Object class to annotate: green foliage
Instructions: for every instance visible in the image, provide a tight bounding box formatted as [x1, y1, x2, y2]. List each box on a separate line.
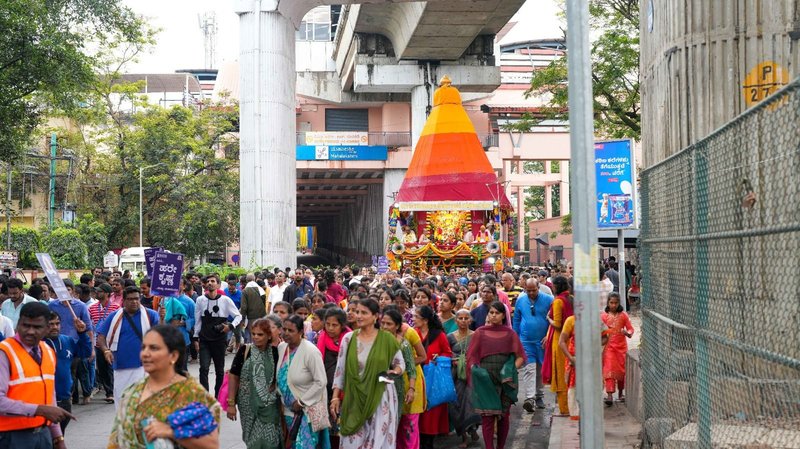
[0, 0, 145, 160]
[560, 213, 572, 235]
[74, 214, 108, 268]
[1, 226, 42, 268]
[44, 228, 87, 269]
[526, 0, 640, 139]
[192, 263, 275, 279]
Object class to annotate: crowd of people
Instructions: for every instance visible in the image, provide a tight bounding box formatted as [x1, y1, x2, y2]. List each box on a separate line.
[0, 258, 636, 449]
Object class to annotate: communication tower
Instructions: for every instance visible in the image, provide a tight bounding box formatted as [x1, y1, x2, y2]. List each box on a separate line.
[198, 12, 217, 69]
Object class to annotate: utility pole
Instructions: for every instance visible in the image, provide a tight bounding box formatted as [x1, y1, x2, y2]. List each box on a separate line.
[566, 0, 604, 447]
[5, 163, 11, 249]
[49, 133, 57, 228]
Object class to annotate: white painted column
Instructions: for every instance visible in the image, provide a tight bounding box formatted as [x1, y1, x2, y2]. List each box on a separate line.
[411, 84, 430, 151]
[542, 160, 552, 218]
[382, 169, 406, 243]
[516, 186, 525, 251]
[237, 3, 297, 269]
[560, 160, 570, 214]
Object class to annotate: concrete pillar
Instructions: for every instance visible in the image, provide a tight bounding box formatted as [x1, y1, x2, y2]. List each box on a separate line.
[560, 160, 570, 214]
[411, 84, 430, 150]
[237, 4, 297, 269]
[382, 168, 406, 240]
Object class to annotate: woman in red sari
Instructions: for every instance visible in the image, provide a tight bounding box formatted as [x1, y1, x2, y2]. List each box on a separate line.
[600, 292, 633, 406]
[414, 305, 452, 449]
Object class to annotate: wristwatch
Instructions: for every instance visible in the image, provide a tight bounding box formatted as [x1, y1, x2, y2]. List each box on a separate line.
[53, 436, 65, 444]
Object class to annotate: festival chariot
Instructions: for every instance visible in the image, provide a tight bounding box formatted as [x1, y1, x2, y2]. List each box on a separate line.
[386, 76, 514, 273]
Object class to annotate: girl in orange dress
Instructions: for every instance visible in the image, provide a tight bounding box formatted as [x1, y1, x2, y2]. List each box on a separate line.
[600, 292, 633, 406]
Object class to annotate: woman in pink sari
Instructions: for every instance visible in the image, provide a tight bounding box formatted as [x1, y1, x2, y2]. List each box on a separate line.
[600, 292, 633, 406]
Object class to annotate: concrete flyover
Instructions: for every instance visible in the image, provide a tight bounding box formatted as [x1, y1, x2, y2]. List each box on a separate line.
[235, 0, 526, 269]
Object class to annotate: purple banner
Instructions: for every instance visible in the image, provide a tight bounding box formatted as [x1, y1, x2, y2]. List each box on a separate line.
[144, 247, 164, 277]
[377, 256, 389, 274]
[150, 251, 184, 296]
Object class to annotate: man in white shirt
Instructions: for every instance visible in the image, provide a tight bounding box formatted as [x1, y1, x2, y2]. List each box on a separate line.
[193, 275, 242, 396]
[1, 279, 37, 327]
[267, 271, 288, 313]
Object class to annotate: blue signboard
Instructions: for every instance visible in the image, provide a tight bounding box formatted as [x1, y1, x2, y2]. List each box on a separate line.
[144, 247, 164, 277]
[377, 256, 389, 274]
[150, 251, 184, 296]
[296, 145, 388, 161]
[595, 140, 636, 229]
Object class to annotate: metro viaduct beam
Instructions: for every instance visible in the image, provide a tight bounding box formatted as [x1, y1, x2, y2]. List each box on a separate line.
[296, 190, 370, 196]
[297, 198, 357, 205]
[296, 179, 383, 185]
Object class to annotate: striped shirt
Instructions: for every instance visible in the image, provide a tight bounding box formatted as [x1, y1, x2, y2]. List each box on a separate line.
[88, 301, 120, 327]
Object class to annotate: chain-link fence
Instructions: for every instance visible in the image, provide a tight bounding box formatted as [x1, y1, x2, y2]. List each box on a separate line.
[638, 79, 800, 448]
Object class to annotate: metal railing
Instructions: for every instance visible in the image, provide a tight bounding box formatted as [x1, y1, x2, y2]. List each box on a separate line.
[638, 78, 800, 448]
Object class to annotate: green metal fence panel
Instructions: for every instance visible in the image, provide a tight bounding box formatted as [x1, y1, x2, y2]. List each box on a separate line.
[639, 78, 800, 449]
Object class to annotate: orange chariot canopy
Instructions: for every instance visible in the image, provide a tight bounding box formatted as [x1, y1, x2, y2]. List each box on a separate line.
[396, 76, 512, 209]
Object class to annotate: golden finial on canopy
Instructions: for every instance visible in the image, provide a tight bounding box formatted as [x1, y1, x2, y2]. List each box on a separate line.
[433, 75, 460, 106]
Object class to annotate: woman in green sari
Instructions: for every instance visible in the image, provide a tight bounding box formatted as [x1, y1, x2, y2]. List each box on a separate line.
[466, 302, 526, 449]
[226, 318, 282, 449]
[108, 325, 220, 449]
[330, 298, 405, 449]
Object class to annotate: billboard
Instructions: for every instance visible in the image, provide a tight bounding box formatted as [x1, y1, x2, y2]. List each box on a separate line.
[595, 140, 637, 229]
[296, 145, 388, 161]
[303, 132, 368, 146]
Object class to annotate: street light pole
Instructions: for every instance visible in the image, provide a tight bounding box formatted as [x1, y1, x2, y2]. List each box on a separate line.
[139, 163, 164, 247]
[5, 163, 11, 250]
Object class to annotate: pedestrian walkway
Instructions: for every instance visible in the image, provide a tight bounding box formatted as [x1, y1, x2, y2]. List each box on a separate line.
[548, 310, 643, 449]
[548, 403, 642, 449]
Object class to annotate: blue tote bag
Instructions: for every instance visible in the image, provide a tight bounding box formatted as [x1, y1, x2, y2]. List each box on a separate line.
[423, 356, 458, 409]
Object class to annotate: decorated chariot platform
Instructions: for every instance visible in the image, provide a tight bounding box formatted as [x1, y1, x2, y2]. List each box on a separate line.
[387, 76, 514, 272]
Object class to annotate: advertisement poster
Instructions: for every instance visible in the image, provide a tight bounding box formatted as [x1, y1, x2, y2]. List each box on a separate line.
[595, 140, 637, 229]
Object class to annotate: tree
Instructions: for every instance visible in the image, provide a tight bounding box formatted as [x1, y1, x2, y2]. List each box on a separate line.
[526, 0, 640, 139]
[44, 228, 87, 269]
[67, 100, 240, 259]
[0, 0, 145, 160]
[1, 226, 42, 268]
[74, 214, 108, 268]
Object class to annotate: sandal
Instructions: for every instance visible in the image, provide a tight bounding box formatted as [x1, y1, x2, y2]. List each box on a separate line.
[104, 397, 115, 404]
[604, 399, 613, 407]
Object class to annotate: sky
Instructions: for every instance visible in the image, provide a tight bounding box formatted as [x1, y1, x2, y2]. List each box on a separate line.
[122, 0, 563, 73]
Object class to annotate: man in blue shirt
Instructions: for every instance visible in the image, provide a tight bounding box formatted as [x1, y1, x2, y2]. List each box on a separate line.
[512, 279, 553, 412]
[48, 281, 95, 405]
[44, 312, 76, 433]
[96, 286, 159, 405]
[47, 282, 93, 343]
